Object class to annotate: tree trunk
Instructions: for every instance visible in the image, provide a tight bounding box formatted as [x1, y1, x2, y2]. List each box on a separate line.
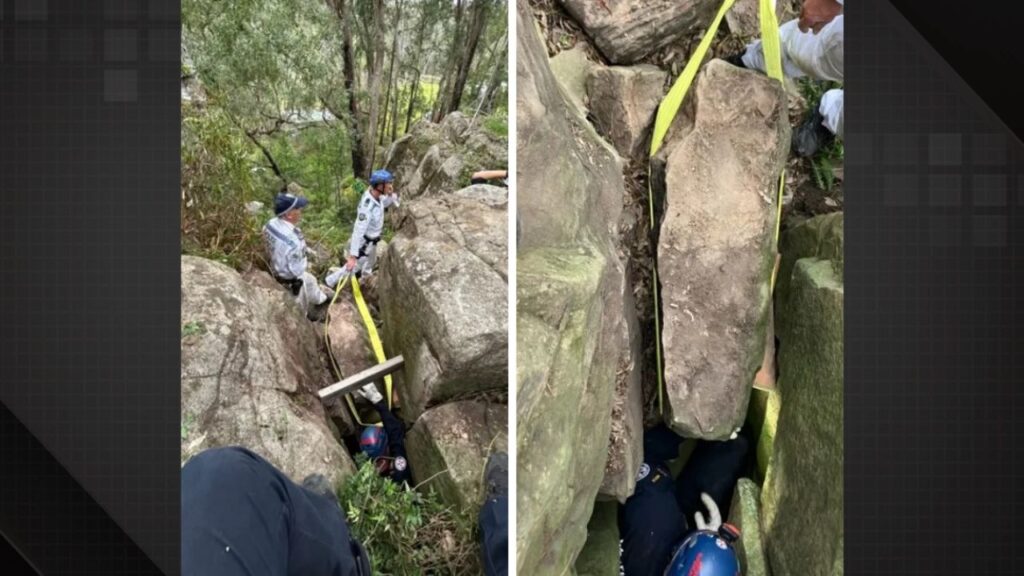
[404, 67, 421, 134]
[480, 39, 507, 114]
[431, 0, 465, 122]
[364, 0, 385, 171]
[444, 0, 490, 116]
[390, 73, 402, 142]
[329, 0, 366, 178]
[469, 28, 502, 109]
[401, 6, 429, 133]
[379, 0, 403, 148]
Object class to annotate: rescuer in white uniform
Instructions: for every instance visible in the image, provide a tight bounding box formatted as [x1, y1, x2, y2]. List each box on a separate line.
[728, 0, 844, 157]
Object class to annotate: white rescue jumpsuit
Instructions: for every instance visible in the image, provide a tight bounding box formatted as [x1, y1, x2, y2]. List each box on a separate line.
[263, 217, 328, 314]
[741, 0, 844, 137]
[345, 189, 399, 277]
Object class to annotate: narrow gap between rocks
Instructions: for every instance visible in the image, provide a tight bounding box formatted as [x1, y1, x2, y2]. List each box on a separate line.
[530, 1, 844, 574]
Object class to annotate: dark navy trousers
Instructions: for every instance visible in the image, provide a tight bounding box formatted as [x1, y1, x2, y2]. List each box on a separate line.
[181, 447, 368, 576]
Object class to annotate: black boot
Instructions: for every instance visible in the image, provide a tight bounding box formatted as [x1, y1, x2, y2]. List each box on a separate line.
[724, 51, 747, 69]
[483, 451, 509, 500]
[792, 107, 835, 158]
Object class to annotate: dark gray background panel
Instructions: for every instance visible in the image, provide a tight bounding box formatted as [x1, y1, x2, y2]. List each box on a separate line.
[848, 1, 1024, 573]
[0, 0, 180, 573]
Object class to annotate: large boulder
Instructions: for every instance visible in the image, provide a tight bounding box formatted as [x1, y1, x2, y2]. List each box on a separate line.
[776, 212, 844, 335]
[404, 401, 508, 513]
[574, 501, 621, 576]
[384, 112, 506, 199]
[378, 185, 508, 421]
[726, 0, 788, 39]
[385, 120, 443, 188]
[657, 60, 789, 440]
[549, 45, 595, 115]
[728, 478, 769, 576]
[180, 256, 355, 485]
[517, 3, 641, 574]
[326, 297, 374, 379]
[557, 0, 718, 64]
[323, 296, 374, 435]
[761, 257, 843, 576]
[586, 64, 667, 158]
[599, 347, 644, 501]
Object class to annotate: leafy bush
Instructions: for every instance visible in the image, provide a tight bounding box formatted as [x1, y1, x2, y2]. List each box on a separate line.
[339, 457, 480, 575]
[797, 78, 844, 191]
[181, 100, 273, 269]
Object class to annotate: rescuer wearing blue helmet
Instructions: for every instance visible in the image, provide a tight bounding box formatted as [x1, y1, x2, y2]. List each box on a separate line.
[618, 425, 751, 576]
[342, 169, 400, 280]
[356, 383, 411, 485]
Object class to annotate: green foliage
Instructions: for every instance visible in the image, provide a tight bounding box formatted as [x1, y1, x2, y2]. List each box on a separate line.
[797, 78, 844, 192]
[482, 114, 508, 138]
[339, 457, 480, 575]
[182, 321, 206, 338]
[797, 77, 841, 105]
[182, 0, 507, 272]
[181, 413, 195, 441]
[181, 101, 271, 269]
[811, 138, 844, 192]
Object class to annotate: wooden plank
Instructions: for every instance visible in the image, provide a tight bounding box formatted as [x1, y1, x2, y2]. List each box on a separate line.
[317, 355, 405, 401]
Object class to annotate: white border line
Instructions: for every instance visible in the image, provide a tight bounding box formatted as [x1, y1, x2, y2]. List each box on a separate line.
[506, 0, 518, 574]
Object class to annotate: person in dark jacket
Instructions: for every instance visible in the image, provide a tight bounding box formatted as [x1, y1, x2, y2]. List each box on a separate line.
[618, 425, 751, 576]
[356, 383, 411, 485]
[181, 446, 371, 576]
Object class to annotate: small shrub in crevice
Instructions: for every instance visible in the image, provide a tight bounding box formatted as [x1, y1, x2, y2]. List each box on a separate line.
[338, 457, 480, 575]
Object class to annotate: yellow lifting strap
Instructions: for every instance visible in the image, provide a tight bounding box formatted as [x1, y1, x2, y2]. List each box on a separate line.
[647, 0, 785, 416]
[323, 273, 393, 427]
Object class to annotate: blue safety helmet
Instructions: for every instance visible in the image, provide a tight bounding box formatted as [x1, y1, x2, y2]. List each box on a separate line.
[359, 426, 388, 460]
[273, 192, 309, 216]
[369, 169, 394, 187]
[664, 524, 741, 576]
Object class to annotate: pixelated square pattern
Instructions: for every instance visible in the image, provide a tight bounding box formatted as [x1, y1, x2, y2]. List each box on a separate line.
[970, 133, 1007, 165]
[971, 215, 1007, 247]
[844, 133, 872, 166]
[15, 0, 47, 21]
[148, 0, 176, 20]
[104, 0, 139, 20]
[883, 173, 919, 206]
[14, 29, 47, 62]
[927, 174, 961, 207]
[928, 133, 962, 166]
[883, 133, 918, 165]
[59, 30, 94, 62]
[928, 215, 961, 247]
[971, 174, 1007, 207]
[104, 69, 138, 102]
[105, 29, 137, 62]
[148, 29, 178, 62]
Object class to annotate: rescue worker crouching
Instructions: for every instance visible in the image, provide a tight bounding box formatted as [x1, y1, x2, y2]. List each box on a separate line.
[263, 190, 331, 320]
[618, 425, 750, 576]
[343, 169, 400, 280]
[355, 382, 411, 485]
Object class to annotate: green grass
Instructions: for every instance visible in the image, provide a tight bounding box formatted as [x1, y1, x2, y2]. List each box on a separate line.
[482, 114, 508, 138]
